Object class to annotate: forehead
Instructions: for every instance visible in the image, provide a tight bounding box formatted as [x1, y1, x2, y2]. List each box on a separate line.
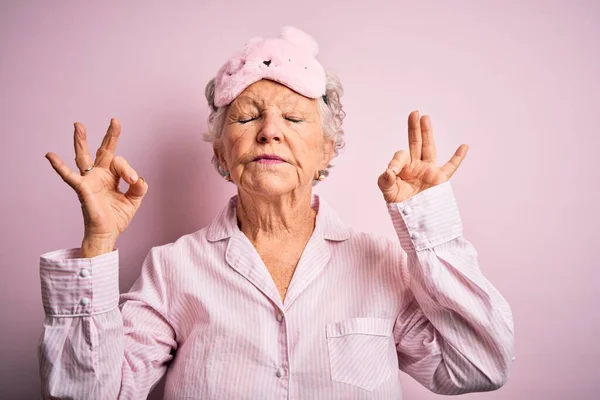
[231, 79, 314, 108]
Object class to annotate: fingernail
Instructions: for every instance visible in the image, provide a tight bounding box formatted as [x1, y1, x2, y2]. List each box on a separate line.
[130, 174, 138, 182]
[389, 166, 399, 174]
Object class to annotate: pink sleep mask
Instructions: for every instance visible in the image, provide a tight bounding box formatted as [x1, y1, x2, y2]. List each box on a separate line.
[213, 26, 327, 107]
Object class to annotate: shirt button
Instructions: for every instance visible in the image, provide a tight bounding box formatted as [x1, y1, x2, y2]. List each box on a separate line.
[80, 297, 90, 306]
[402, 206, 412, 215]
[410, 232, 420, 240]
[276, 368, 284, 378]
[80, 269, 90, 278]
[276, 314, 284, 322]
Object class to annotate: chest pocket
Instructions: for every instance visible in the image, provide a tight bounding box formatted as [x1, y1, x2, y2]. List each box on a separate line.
[326, 317, 396, 391]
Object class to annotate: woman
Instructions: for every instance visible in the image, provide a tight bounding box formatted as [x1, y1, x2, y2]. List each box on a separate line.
[39, 27, 514, 399]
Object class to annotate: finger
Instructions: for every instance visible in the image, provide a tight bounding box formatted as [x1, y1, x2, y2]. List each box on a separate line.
[73, 122, 95, 173]
[125, 176, 148, 203]
[440, 144, 469, 178]
[408, 110, 422, 161]
[110, 155, 140, 186]
[100, 118, 121, 153]
[387, 150, 411, 175]
[95, 118, 121, 168]
[420, 115, 437, 162]
[45, 152, 83, 189]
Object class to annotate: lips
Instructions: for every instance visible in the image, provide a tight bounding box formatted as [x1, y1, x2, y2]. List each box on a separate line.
[253, 154, 285, 162]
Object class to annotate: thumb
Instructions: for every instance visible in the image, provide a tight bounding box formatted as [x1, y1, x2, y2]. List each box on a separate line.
[125, 176, 148, 204]
[377, 168, 396, 192]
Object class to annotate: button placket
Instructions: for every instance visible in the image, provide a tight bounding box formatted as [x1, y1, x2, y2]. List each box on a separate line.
[275, 309, 289, 388]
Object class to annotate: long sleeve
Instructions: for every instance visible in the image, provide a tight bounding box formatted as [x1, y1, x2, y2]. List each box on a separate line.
[388, 181, 515, 394]
[38, 246, 177, 400]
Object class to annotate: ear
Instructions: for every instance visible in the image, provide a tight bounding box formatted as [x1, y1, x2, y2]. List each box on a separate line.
[321, 139, 335, 168]
[213, 141, 228, 172]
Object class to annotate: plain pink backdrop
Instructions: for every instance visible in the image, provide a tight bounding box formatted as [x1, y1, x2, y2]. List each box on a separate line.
[1, 1, 598, 399]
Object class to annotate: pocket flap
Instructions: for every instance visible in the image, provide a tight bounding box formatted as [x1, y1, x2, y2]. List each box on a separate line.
[326, 317, 392, 338]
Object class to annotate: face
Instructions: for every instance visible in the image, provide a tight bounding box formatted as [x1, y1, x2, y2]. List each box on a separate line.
[214, 79, 334, 197]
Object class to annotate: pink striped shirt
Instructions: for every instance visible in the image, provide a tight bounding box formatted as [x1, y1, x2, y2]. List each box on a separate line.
[38, 181, 514, 399]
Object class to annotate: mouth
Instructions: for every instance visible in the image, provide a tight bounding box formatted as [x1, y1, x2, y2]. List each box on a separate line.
[253, 154, 285, 164]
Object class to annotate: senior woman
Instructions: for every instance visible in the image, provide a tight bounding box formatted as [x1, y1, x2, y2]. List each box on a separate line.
[39, 27, 514, 399]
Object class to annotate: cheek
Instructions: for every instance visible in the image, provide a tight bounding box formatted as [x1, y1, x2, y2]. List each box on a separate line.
[292, 132, 325, 169]
[222, 129, 250, 164]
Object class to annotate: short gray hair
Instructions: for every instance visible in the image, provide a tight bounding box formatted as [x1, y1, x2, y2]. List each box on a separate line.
[203, 71, 346, 180]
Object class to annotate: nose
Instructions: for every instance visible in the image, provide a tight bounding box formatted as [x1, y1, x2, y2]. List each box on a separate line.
[257, 114, 282, 144]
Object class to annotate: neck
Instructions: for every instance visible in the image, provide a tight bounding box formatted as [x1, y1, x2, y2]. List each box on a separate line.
[236, 189, 316, 242]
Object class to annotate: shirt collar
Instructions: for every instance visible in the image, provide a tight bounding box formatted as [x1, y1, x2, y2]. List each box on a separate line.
[205, 193, 351, 242]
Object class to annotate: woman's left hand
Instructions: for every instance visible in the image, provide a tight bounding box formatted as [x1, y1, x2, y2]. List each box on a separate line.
[377, 110, 469, 203]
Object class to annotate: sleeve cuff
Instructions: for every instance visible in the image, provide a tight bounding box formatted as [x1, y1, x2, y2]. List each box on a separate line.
[386, 181, 463, 252]
[39, 247, 119, 316]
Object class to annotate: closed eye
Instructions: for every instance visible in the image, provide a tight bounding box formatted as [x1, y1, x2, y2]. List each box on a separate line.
[238, 117, 258, 124]
[285, 117, 303, 123]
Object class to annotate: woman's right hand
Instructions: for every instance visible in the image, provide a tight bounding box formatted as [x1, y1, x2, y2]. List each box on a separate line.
[45, 118, 148, 257]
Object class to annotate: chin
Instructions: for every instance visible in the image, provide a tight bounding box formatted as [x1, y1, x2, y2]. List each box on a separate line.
[243, 175, 299, 197]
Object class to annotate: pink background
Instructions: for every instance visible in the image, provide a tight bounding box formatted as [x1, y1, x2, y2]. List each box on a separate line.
[1, 1, 598, 398]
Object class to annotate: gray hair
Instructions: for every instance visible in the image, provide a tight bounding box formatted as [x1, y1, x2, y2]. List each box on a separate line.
[203, 71, 346, 181]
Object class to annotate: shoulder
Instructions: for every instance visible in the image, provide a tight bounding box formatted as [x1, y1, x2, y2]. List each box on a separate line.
[149, 196, 237, 262]
[316, 195, 403, 260]
[149, 225, 221, 262]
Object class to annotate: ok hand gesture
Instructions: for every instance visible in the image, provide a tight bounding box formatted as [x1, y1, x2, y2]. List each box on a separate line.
[378, 111, 469, 203]
[45, 119, 148, 256]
